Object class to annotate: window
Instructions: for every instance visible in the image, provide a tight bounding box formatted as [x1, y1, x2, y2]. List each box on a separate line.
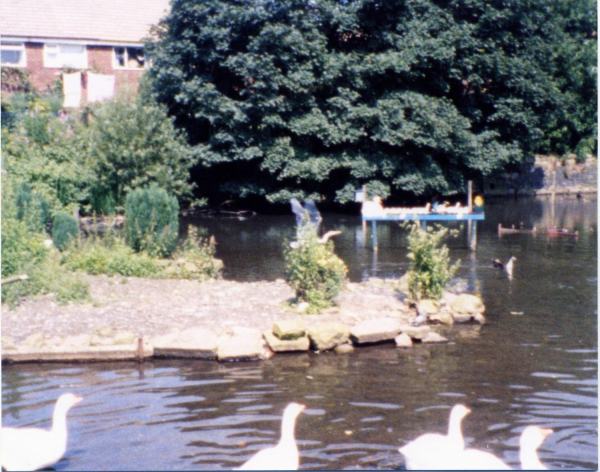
[1, 42, 26, 67]
[113, 47, 145, 69]
[44, 44, 87, 68]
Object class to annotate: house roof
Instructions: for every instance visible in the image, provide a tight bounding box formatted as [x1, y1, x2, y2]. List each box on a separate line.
[1, 0, 171, 45]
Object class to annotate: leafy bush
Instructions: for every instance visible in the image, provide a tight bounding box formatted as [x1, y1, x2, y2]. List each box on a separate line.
[1, 209, 48, 281]
[167, 227, 222, 280]
[405, 223, 460, 301]
[2, 249, 90, 308]
[62, 234, 163, 278]
[15, 182, 51, 232]
[52, 211, 80, 251]
[87, 96, 197, 213]
[2, 111, 92, 214]
[2, 177, 89, 307]
[125, 185, 179, 257]
[284, 223, 348, 313]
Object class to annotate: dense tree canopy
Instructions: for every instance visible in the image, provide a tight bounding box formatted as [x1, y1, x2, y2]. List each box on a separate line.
[147, 0, 596, 204]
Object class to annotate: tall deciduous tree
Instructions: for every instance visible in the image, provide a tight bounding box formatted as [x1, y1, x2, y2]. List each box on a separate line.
[87, 96, 197, 212]
[147, 0, 596, 204]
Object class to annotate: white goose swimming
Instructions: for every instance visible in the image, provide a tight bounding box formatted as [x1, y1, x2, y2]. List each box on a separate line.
[448, 447, 512, 470]
[519, 426, 553, 469]
[238, 402, 305, 470]
[398, 404, 471, 470]
[1, 392, 83, 471]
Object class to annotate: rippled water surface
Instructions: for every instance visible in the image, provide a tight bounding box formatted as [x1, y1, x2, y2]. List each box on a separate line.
[2, 196, 597, 470]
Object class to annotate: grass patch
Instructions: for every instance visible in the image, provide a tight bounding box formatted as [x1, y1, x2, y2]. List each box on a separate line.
[2, 250, 91, 308]
[62, 234, 163, 278]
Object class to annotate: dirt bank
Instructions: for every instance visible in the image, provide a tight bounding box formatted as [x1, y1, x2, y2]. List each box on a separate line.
[2, 275, 413, 344]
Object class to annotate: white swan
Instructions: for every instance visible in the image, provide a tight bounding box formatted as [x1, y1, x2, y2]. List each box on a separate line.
[520, 426, 553, 469]
[448, 447, 512, 470]
[1, 392, 83, 471]
[238, 402, 306, 470]
[398, 404, 471, 470]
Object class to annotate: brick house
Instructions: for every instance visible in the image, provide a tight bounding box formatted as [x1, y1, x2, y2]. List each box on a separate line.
[0, 0, 170, 101]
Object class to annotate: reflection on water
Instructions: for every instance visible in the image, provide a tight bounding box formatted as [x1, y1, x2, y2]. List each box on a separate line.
[2, 196, 597, 470]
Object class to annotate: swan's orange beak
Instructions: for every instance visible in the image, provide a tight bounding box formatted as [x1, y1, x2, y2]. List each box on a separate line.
[73, 395, 83, 404]
[298, 404, 306, 411]
[540, 428, 553, 438]
[465, 407, 472, 414]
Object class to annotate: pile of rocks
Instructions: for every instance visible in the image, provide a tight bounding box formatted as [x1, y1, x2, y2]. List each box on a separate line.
[1, 288, 487, 363]
[418, 293, 487, 325]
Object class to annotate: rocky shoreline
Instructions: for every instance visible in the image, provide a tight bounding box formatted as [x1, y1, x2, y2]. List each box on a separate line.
[1, 275, 486, 363]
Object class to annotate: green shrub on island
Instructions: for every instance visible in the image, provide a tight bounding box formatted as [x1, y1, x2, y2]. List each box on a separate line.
[167, 227, 223, 280]
[15, 183, 51, 233]
[284, 224, 348, 313]
[62, 234, 163, 278]
[52, 211, 80, 251]
[125, 185, 179, 258]
[2, 249, 90, 308]
[405, 223, 460, 301]
[2, 180, 90, 307]
[63, 227, 222, 281]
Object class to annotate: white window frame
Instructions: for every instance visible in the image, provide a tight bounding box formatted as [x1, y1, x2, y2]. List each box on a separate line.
[1, 42, 26, 67]
[43, 43, 88, 69]
[113, 46, 146, 70]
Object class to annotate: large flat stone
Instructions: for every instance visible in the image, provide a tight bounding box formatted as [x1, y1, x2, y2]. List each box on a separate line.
[263, 331, 310, 352]
[453, 314, 473, 323]
[399, 325, 431, 340]
[1, 342, 153, 363]
[421, 332, 449, 344]
[153, 328, 218, 359]
[451, 294, 485, 315]
[334, 343, 355, 354]
[217, 334, 265, 361]
[429, 311, 454, 325]
[272, 319, 306, 340]
[307, 322, 349, 351]
[395, 332, 413, 348]
[417, 299, 439, 315]
[349, 318, 401, 344]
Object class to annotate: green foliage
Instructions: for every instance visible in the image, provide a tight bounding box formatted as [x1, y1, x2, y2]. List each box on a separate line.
[1, 177, 89, 307]
[86, 96, 197, 212]
[284, 221, 348, 313]
[125, 184, 180, 257]
[1, 179, 48, 280]
[147, 0, 596, 204]
[52, 212, 80, 251]
[2, 112, 92, 214]
[15, 182, 51, 232]
[1, 68, 34, 94]
[62, 234, 163, 278]
[405, 223, 460, 301]
[167, 227, 223, 280]
[2, 94, 198, 217]
[2, 249, 91, 308]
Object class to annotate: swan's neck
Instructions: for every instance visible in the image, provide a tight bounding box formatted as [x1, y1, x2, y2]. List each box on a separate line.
[447, 412, 465, 449]
[50, 402, 70, 441]
[520, 447, 545, 469]
[279, 412, 298, 447]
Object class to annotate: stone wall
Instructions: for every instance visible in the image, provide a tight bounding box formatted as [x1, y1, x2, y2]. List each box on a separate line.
[484, 155, 597, 196]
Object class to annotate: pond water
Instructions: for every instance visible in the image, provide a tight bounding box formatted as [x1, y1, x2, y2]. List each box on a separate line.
[2, 196, 597, 470]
